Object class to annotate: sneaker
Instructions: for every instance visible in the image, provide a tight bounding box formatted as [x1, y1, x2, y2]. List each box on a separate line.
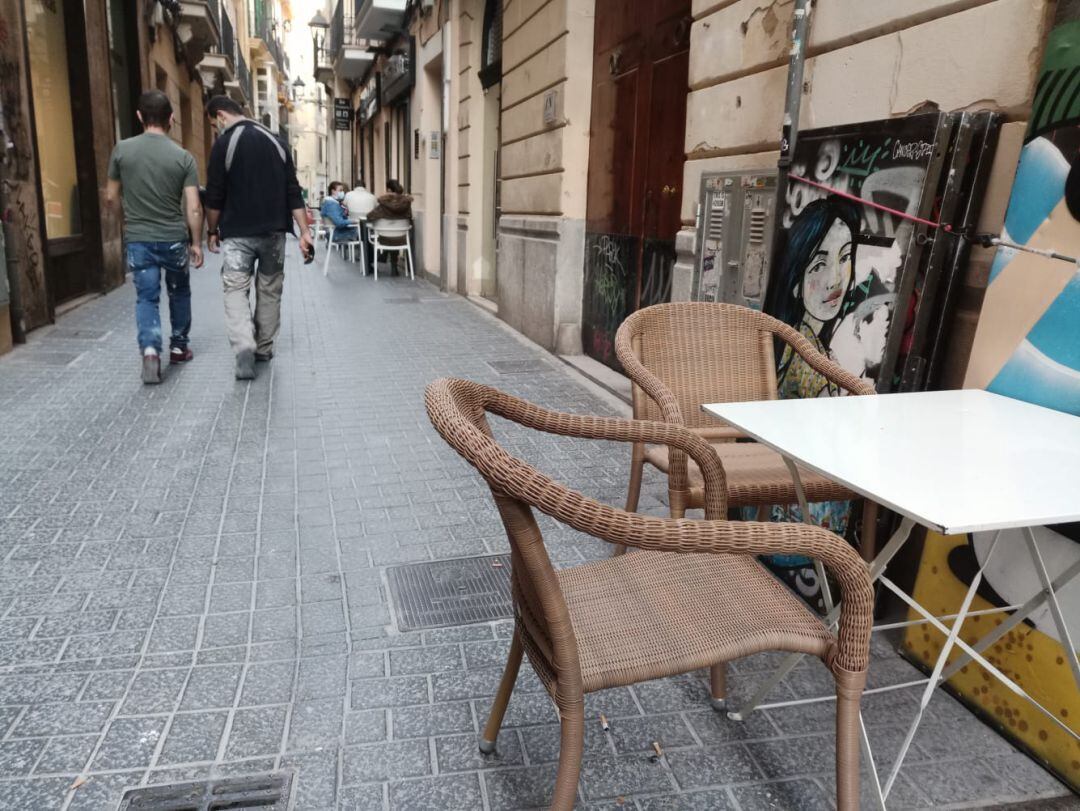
[170, 346, 193, 364]
[235, 349, 256, 380]
[254, 351, 273, 362]
[141, 351, 161, 384]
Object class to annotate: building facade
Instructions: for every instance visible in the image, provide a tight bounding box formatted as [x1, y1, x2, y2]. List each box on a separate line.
[313, 0, 1053, 375]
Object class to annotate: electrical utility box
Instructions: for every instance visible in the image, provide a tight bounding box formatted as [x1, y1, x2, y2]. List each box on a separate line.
[691, 170, 778, 309]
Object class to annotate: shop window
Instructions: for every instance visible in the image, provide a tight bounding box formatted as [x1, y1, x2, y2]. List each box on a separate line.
[24, 0, 82, 239]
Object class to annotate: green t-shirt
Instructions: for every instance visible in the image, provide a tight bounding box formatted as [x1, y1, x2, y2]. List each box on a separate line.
[107, 133, 198, 243]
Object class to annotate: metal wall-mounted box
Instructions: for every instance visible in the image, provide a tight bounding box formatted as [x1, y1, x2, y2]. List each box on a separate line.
[692, 170, 778, 310]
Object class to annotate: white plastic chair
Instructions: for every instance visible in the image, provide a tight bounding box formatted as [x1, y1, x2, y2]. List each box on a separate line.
[311, 210, 331, 244]
[367, 219, 414, 281]
[322, 221, 366, 277]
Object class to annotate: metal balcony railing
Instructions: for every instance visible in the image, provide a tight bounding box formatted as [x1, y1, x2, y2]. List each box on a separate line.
[330, 1, 362, 55]
[218, 10, 235, 62]
[236, 48, 252, 102]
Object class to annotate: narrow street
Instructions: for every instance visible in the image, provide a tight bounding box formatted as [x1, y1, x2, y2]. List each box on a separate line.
[0, 247, 1069, 810]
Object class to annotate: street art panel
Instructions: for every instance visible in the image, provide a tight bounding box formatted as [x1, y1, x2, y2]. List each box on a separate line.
[753, 116, 949, 603]
[907, 20, 1080, 788]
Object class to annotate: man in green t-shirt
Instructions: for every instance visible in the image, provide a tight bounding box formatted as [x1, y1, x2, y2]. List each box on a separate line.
[106, 90, 203, 384]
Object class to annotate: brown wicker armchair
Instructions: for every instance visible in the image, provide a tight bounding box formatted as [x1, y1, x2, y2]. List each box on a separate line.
[616, 302, 878, 557]
[425, 378, 873, 811]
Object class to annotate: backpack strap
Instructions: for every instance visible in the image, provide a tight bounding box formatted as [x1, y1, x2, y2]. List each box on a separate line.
[224, 120, 287, 173]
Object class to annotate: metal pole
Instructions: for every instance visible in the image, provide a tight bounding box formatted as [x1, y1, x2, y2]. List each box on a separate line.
[765, 0, 813, 301]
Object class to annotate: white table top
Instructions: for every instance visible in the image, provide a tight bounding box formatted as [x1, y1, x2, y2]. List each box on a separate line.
[702, 389, 1080, 535]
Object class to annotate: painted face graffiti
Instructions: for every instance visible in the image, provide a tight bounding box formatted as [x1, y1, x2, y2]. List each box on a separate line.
[800, 219, 852, 323]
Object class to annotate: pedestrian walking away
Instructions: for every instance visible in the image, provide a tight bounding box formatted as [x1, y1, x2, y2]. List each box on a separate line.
[105, 89, 204, 384]
[203, 95, 313, 380]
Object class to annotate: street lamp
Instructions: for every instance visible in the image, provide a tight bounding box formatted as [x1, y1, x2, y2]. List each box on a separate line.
[308, 11, 329, 70]
[291, 75, 305, 102]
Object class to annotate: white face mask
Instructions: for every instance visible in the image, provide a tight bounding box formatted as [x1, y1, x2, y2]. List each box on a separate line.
[334, 191, 345, 201]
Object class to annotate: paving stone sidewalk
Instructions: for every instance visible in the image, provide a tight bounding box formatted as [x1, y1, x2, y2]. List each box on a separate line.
[0, 246, 1070, 810]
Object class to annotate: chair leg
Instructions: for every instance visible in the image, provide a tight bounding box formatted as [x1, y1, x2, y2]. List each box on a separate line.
[479, 632, 523, 754]
[860, 499, 879, 563]
[835, 669, 867, 811]
[551, 699, 584, 811]
[615, 446, 646, 557]
[709, 663, 728, 711]
[669, 489, 687, 519]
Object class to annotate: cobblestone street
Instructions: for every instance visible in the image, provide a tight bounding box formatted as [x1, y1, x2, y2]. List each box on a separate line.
[0, 246, 1070, 810]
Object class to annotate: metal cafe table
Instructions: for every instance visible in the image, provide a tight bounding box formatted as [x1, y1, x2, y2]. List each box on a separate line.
[702, 389, 1080, 808]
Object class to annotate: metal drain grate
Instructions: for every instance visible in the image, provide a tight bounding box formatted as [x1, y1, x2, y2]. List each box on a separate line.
[487, 359, 553, 375]
[387, 554, 513, 631]
[117, 772, 292, 810]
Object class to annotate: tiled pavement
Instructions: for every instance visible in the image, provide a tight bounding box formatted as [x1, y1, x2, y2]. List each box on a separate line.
[0, 244, 1071, 810]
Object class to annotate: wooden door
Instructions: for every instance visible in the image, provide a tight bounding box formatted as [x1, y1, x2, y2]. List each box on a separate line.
[582, 0, 691, 369]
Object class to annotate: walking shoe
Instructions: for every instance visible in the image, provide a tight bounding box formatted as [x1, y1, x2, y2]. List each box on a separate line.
[235, 349, 256, 380]
[141, 350, 161, 385]
[254, 351, 273, 362]
[170, 346, 194, 364]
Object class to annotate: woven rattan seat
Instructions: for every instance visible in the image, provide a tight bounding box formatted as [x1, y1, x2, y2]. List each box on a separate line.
[559, 551, 833, 692]
[425, 378, 872, 810]
[643, 442, 853, 507]
[616, 302, 878, 559]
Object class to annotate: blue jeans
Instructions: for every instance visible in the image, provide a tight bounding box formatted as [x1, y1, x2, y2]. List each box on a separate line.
[127, 241, 191, 353]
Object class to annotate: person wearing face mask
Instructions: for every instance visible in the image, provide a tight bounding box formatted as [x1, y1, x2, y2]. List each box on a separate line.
[319, 182, 359, 243]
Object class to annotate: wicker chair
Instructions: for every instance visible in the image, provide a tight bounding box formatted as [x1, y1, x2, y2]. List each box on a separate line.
[425, 378, 873, 811]
[615, 302, 879, 554]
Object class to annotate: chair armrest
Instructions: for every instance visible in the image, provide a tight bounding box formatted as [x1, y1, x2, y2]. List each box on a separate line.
[484, 390, 728, 518]
[614, 325, 685, 425]
[770, 321, 875, 396]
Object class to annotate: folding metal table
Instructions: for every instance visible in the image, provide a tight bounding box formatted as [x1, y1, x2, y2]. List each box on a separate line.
[702, 389, 1080, 807]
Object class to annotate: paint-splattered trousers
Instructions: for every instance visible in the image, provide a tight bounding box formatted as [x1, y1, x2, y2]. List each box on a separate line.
[127, 240, 191, 354]
[220, 233, 286, 357]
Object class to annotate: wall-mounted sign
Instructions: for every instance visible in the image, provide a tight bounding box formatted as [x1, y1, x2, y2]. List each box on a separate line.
[429, 131, 440, 159]
[543, 89, 557, 125]
[333, 98, 352, 131]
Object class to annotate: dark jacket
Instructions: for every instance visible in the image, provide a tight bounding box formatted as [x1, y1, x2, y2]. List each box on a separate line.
[205, 119, 304, 238]
[367, 192, 413, 223]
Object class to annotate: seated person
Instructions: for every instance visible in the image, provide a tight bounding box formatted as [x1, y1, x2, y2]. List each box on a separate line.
[344, 181, 378, 220]
[367, 180, 413, 273]
[319, 181, 358, 242]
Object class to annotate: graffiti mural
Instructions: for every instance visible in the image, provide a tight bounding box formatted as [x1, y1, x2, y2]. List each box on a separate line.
[757, 115, 949, 599]
[907, 21, 1080, 788]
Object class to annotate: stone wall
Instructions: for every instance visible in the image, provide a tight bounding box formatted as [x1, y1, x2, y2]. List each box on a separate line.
[493, 0, 594, 352]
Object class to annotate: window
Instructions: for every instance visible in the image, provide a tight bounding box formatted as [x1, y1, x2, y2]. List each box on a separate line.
[479, 0, 502, 89]
[24, 0, 82, 239]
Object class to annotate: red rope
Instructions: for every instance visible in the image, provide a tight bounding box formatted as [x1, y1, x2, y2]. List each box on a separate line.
[788, 174, 950, 232]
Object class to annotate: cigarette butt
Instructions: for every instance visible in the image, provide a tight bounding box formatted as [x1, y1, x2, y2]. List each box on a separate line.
[491, 560, 504, 568]
[650, 741, 664, 761]
[600, 713, 610, 731]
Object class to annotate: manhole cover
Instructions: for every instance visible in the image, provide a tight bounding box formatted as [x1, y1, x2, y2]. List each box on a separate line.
[487, 359, 553, 375]
[387, 554, 513, 631]
[117, 772, 291, 810]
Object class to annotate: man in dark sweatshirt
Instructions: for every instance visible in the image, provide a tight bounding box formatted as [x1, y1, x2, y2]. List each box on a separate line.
[203, 96, 313, 380]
